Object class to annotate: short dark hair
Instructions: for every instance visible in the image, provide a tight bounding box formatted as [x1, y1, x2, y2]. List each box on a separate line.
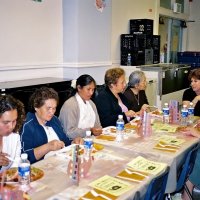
[29, 87, 59, 112]
[0, 95, 25, 132]
[76, 74, 96, 89]
[188, 68, 200, 81]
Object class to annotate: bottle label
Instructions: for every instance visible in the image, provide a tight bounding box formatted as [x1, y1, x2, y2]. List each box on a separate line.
[181, 110, 188, 118]
[116, 122, 124, 131]
[188, 108, 194, 115]
[18, 165, 30, 177]
[162, 108, 169, 116]
[84, 139, 93, 149]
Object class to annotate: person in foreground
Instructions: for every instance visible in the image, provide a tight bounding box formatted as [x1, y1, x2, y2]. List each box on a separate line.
[182, 68, 200, 116]
[124, 70, 149, 115]
[20, 87, 82, 164]
[59, 74, 102, 139]
[180, 125, 200, 200]
[0, 95, 25, 172]
[94, 67, 136, 127]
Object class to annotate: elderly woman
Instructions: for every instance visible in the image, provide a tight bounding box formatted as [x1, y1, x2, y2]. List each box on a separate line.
[59, 74, 102, 139]
[94, 67, 136, 127]
[20, 87, 82, 164]
[182, 68, 200, 116]
[0, 95, 25, 172]
[124, 70, 149, 114]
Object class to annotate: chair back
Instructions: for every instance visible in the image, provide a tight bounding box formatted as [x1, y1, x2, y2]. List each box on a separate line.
[176, 143, 200, 192]
[144, 167, 169, 200]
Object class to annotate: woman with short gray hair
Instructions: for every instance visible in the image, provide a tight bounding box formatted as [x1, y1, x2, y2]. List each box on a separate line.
[124, 70, 149, 114]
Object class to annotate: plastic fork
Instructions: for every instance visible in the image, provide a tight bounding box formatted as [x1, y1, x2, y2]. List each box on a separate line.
[125, 168, 149, 178]
[90, 190, 112, 200]
[158, 142, 180, 148]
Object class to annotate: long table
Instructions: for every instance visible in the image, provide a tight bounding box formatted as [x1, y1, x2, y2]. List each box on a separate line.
[29, 128, 199, 200]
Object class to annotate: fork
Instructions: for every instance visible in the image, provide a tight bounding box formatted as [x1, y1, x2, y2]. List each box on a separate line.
[90, 189, 112, 200]
[158, 142, 180, 148]
[125, 168, 149, 178]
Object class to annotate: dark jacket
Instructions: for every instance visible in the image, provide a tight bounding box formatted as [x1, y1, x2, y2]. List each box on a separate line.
[94, 86, 131, 127]
[20, 112, 71, 164]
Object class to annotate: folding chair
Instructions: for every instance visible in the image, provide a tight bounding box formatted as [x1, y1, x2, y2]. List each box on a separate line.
[144, 167, 169, 200]
[166, 143, 200, 200]
[176, 143, 200, 192]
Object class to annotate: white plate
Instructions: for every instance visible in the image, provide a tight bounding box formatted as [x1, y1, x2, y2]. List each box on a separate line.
[102, 126, 116, 135]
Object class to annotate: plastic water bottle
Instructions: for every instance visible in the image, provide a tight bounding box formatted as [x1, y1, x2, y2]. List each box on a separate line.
[84, 131, 93, 160]
[18, 153, 30, 191]
[188, 102, 194, 124]
[116, 115, 124, 142]
[162, 103, 170, 124]
[127, 53, 132, 66]
[181, 105, 188, 126]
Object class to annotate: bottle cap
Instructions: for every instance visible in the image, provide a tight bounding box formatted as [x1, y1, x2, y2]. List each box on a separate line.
[183, 104, 187, 108]
[21, 153, 28, 160]
[86, 131, 91, 137]
[190, 102, 193, 106]
[164, 103, 168, 106]
[118, 115, 123, 119]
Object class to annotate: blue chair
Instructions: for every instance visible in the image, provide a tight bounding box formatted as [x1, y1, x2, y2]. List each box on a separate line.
[144, 167, 169, 200]
[176, 143, 200, 192]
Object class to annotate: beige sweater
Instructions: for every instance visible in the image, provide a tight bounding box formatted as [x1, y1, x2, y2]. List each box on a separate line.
[59, 96, 101, 139]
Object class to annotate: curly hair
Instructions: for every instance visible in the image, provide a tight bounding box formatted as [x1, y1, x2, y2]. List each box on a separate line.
[0, 95, 25, 133]
[29, 87, 59, 112]
[105, 68, 125, 88]
[188, 68, 200, 81]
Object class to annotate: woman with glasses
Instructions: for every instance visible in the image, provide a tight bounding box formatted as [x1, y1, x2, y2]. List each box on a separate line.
[94, 67, 136, 127]
[20, 87, 82, 164]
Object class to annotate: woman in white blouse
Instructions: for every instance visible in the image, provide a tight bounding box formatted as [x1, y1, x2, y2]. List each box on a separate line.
[59, 74, 102, 139]
[0, 95, 25, 172]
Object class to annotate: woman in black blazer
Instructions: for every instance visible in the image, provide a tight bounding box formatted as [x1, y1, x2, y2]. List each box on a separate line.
[94, 67, 136, 127]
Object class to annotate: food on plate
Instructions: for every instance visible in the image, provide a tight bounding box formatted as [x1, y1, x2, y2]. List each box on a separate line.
[95, 135, 116, 141]
[151, 109, 162, 115]
[70, 143, 104, 155]
[0, 167, 44, 182]
[125, 123, 137, 130]
[176, 126, 188, 132]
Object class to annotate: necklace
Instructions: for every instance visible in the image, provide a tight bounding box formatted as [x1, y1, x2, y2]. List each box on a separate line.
[133, 93, 140, 105]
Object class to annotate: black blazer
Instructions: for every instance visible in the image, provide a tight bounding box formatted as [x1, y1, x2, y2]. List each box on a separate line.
[94, 86, 131, 127]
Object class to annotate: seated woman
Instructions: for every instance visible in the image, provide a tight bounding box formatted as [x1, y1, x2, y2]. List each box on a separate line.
[182, 68, 200, 116]
[0, 95, 25, 172]
[59, 74, 102, 139]
[20, 87, 82, 164]
[94, 67, 136, 127]
[124, 70, 149, 115]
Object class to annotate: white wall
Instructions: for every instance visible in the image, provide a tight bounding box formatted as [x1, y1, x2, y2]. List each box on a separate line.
[0, 0, 63, 81]
[187, 0, 200, 51]
[112, 0, 159, 65]
[0, 0, 199, 84]
[62, 0, 112, 84]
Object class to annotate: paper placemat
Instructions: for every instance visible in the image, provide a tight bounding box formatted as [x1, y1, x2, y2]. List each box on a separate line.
[127, 156, 167, 175]
[89, 175, 133, 197]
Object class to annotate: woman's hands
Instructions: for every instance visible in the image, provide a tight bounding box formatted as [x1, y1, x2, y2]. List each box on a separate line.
[0, 152, 10, 167]
[72, 137, 84, 145]
[48, 140, 65, 151]
[91, 128, 102, 136]
[125, 110, 136, 118]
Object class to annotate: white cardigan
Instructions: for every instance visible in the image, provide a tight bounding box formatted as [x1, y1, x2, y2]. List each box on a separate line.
[1, 133, 21, 172]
